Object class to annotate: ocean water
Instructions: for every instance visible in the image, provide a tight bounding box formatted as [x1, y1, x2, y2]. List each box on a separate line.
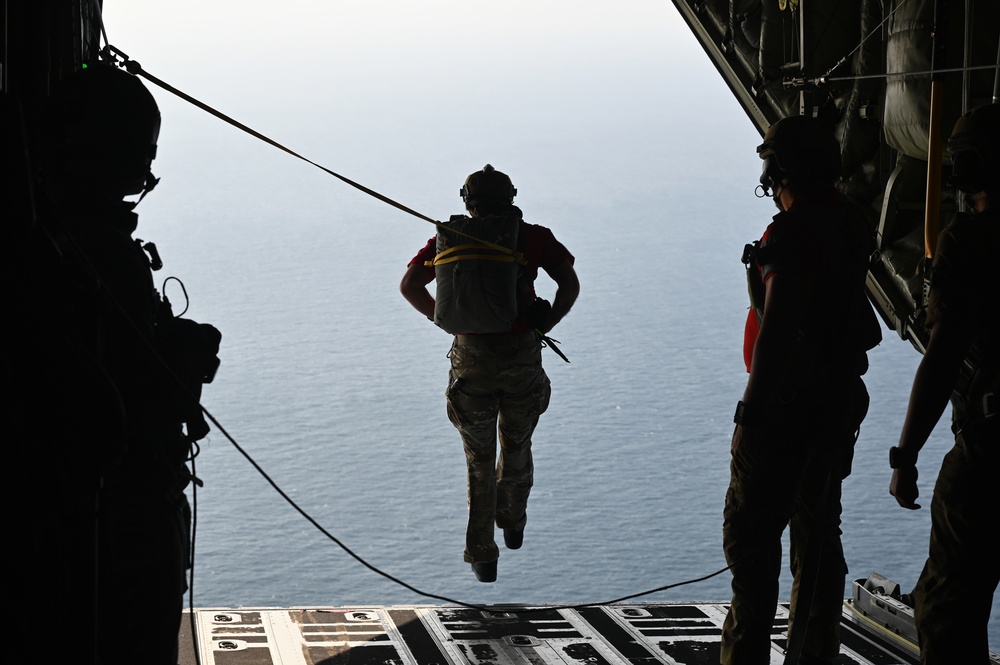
[139, 125, 998, 647]
[108, 4, 997, 647]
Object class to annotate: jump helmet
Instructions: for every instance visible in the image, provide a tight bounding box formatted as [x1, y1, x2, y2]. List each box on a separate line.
[44, 64, 161, 197]
[947, 103, 1000, 199]
[756, 115, 841, 195]
[460, 164, 517, 208]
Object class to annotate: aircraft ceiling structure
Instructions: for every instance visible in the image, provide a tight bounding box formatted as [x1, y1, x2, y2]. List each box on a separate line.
[671, 0, 1000, 353]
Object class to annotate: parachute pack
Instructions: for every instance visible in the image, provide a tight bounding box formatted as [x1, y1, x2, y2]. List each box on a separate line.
[428, 213, 525, 334]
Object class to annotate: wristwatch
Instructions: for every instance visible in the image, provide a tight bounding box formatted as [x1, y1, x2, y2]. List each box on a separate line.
[889, 446, 918, 469]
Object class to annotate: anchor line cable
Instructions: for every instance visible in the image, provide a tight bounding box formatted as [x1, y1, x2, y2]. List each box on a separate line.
[814, 0, 914, 83]
[804, 0, 998, 88]
[817, 63, 1000, 85]
[786, 0, 995, 89]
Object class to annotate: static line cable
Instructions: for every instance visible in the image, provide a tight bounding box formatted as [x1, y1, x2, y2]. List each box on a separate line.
[97, 47, 518, 262]
[93, 47, 569, 367]
[100, 47, 436, 226]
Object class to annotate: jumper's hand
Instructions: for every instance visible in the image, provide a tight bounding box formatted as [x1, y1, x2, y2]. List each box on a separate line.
[890, 466, 921, 510]
[524, 298, 553, 333]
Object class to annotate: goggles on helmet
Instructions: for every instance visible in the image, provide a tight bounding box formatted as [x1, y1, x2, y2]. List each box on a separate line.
[756, 141, 784, 196]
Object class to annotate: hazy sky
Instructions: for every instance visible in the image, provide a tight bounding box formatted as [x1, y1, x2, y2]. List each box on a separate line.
[105, 1, 696, 74]
[100, 0, 762, 243]
[101, 1, 739, 133]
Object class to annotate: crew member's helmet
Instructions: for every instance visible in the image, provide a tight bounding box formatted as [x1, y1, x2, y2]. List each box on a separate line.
[947, 103, 999, 199]
[756, 115, 841, 195]
[43, 64, 161, 198]
[460, 164, 517, 208]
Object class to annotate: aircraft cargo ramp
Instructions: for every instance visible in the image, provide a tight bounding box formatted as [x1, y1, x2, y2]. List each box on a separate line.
[177, 579, 1000, 665]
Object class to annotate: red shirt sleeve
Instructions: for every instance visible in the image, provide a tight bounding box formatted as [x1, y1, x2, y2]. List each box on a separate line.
[407, 237, 436, 272]
[743, 308, 759, 373]
[519, 223, 575, 278]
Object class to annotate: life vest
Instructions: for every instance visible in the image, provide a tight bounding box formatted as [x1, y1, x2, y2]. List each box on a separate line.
[428, 213, 525, 334]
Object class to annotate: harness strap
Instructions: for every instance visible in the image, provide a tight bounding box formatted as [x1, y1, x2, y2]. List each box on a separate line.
[537, 331, 570, 363]
[428, 243, 526, 267]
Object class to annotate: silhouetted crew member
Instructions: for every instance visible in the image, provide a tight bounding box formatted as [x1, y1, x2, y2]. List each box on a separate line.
[889, 103, 999, 665]
[401, 165, 579, 583]
[721, 116, 881, 664]
[21, 64, 220, 665]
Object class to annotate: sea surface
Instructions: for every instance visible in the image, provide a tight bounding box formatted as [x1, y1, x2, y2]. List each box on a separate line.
[113, 6, 997, 646]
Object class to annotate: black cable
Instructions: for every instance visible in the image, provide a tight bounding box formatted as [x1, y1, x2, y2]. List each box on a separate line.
[815, 0, 914, 82]
[196, 399, 734, 613]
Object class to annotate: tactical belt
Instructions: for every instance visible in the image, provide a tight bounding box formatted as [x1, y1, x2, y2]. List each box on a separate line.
[454, 332, 538, 347]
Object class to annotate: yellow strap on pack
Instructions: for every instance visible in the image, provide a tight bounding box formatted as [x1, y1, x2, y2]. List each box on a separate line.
[426, 243, 526, 267]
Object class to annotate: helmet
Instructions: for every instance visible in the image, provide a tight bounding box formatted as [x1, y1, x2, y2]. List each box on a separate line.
[756, 115, 841, 194]
[460, 164, 517, 208]
[947, 103, 999, 198]
[44, 64, 161, 196]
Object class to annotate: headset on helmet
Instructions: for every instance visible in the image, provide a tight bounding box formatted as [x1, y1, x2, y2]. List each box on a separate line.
[44, 64, 161, 198]
[756, 115, 841, 196]
[947, 103, 999, 198]
[460, 164, 517, 208]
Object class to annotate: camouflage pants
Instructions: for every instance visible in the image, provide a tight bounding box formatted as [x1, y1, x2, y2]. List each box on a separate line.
[721, 379, 868, 665]
[446, 333, 551, 564]
[913, 416, 999, 665]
